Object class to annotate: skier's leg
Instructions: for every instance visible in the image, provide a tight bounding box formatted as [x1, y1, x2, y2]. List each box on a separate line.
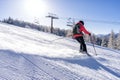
[80, 37, 87, 52]
[76, 37, 91, 56]
[80, 44, 83, 52]
[75, 37, 83, 52]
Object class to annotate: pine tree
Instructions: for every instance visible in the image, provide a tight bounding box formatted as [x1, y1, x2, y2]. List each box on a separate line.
[101, 37, 107, 47]
[108, 30, 115, 49]
[116, 31, 120, 50]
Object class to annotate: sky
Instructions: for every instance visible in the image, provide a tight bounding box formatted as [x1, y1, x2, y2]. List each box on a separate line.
[0, 0, 120, 34]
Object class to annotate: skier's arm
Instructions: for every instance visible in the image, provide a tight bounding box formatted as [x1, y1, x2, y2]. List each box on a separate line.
[81, 25, 90, 35]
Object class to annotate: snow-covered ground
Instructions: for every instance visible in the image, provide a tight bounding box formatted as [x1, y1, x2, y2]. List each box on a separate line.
[0, 23, 120, 80]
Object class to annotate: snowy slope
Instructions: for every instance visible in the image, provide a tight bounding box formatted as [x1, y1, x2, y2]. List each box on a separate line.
[0, 23, 120, 80]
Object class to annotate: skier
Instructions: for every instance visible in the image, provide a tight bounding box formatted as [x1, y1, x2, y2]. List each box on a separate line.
[73, 20, 91, 55]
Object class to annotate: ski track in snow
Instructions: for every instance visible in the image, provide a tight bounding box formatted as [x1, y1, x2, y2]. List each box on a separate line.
[0, 23, 120, 80]
[0, 50, 88, 80]
[25, 55, 81, 80]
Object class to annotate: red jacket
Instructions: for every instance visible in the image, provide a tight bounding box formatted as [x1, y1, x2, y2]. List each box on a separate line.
[73, 22, 90, 38]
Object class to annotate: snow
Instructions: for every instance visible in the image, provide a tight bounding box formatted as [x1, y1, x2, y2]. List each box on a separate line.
[0, 22, 120, 80]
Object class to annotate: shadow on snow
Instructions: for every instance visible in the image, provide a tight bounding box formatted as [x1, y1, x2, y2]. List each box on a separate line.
[43, 56, 120, 78]
[0, 49, 120, 78]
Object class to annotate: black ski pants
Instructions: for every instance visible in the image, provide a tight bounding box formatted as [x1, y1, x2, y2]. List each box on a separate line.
[75, 36, 87, 52]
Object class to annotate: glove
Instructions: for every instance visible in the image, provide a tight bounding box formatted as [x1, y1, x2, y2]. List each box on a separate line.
[89, 33, 91, 36]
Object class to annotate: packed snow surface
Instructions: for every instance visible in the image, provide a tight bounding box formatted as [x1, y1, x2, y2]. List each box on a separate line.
[0, 23, 120, 80]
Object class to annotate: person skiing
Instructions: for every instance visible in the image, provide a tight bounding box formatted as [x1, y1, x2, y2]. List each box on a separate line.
[73, 20, 91, 55]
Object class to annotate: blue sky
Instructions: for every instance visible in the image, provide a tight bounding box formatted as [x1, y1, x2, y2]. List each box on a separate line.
[0, 0, 120, 34]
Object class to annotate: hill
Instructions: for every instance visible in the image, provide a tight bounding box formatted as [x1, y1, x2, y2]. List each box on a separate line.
[0, 23, 120, 80]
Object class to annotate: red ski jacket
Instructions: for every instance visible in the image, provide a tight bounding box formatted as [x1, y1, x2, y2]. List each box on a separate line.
[73, 22, 90, 38]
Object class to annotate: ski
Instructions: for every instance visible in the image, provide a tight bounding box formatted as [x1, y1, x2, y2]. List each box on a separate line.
[85, 52, 92, 57]
[80, 52, 92, 57]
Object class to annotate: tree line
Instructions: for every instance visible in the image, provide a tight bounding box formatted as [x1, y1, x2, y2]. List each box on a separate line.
[86, 30, 120, 50]
[1, 17, 68, 37]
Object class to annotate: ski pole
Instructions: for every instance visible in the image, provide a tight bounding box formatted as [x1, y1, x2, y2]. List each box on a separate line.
[90, 36, 97, 55]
